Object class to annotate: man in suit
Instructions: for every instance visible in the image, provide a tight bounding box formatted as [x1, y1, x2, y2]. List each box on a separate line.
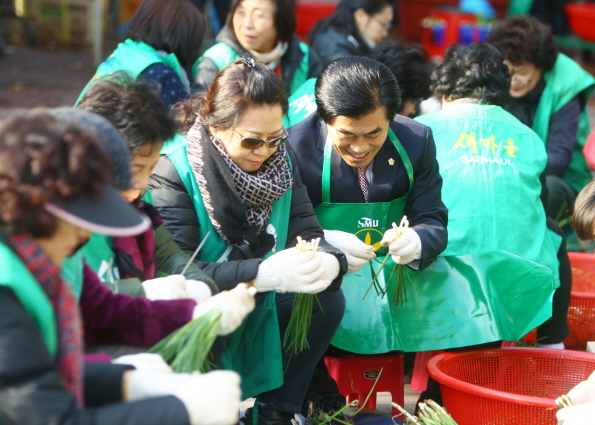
[287, 56, 447, 423]
[288, 56, 447, 271]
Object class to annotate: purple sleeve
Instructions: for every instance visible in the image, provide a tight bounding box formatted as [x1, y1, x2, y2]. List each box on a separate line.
[80, 263, 196, 347]
[545, 96, 581, 177]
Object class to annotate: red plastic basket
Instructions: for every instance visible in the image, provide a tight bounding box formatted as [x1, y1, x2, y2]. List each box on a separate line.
[566, 3, 595, 42]
[428, 348, 595, 425]
[566, 252, 595, 350]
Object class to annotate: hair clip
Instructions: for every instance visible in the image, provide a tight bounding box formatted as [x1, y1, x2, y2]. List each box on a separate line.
[243, 57, 256, 69]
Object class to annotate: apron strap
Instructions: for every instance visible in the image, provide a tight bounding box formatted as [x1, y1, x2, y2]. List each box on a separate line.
[322, 126, 414, 203]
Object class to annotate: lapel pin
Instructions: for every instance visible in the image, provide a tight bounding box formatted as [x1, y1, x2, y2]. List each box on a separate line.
[388, 158, 395, 166]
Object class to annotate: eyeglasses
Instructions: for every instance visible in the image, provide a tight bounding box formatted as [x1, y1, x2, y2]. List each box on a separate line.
[233, 129, 288, 149]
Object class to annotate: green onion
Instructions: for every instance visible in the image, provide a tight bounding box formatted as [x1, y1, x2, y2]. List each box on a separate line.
[283, 237, 325, 357]
[148, 308, 222, 373]
[363, 217, 417, 307]
[392, 400, 458, 425]
[310, 369, 384, 425]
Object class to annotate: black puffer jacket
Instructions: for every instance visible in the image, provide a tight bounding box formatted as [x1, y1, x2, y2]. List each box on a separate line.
[194, 26, 322, 93]
[310, 26, 370, 67]
[148, 148, 348, 291]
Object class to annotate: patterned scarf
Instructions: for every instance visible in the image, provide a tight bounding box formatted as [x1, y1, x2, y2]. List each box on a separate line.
[112, 200, 162, 281]
[9, 234, 84, 406]
[186, 121, 293, 259]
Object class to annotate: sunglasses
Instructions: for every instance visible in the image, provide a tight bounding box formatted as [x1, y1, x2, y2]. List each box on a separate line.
[233, 129, 288, 149]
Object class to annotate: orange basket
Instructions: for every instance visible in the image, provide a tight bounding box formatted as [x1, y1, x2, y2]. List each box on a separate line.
[566, 3, 595, 42]
[428, 348, 595, 425]
[566, 252, 595, 350]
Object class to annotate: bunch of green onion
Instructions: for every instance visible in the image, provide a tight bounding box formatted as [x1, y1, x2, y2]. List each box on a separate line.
[283, 237, 323, 357]
[149, 308, 222, 373]
[392, 400, 458, 425]
[364, 216, 415, 306]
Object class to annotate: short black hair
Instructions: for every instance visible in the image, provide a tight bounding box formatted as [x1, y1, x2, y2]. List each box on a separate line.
[226, 0, 296, 44]
[370, 40, 432, 105]
[432, 43, 511, 106]
[77, 72, 177, 155]
[315, 56, 401, 123]
[124, 0, 206, 68]
[486, 15, 558, 71]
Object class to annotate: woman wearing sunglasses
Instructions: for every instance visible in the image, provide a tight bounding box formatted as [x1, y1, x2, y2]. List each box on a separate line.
[149, 58, 348, 425]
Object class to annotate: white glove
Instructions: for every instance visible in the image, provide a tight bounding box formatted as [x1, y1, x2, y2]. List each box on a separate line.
[185, 279, 213, 304]
[323, 229, 376, 273]
[173, 370, 242, 425]
[142, 274, 187, 300]
[254, 248, 329, 294]
[317, 252, 341, 282]
[557, 404, 595, 425]
[567, 379, 595, 405]
[126, 370, 194, 401]
[192, 283, 257, 335]
[380, 227, 422, 265]
[112, 353, 173, 373]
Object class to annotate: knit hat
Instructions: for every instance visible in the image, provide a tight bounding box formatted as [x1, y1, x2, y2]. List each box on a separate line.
[50, 108, 132, 191]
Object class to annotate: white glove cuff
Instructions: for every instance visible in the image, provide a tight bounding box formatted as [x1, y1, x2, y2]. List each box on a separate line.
[253, 266, 278, 292]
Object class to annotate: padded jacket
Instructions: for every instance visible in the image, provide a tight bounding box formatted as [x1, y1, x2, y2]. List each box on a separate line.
[148, 148, 348, 291]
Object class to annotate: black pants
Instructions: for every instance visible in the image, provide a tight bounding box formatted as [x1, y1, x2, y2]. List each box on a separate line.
[536, 217, 572, 344]
[258, 288, 346, 413]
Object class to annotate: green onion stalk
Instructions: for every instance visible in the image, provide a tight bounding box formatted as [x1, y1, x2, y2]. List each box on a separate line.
[283, 237, 325, 358]
[363, 217, 416, 306]
[149, 308, 222, 373]
[310, 369, 384, 425]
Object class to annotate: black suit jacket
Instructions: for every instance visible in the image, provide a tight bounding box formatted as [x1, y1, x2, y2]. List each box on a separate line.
[288, 113, 448, 269]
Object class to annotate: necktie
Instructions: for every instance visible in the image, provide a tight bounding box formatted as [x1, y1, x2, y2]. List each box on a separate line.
[356, 166, 369, 202]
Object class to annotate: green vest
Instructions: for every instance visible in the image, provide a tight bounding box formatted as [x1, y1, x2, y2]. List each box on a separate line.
[284, 78, 317, 128]
[162, 133, 292, 398]
[416, 104, 561, 274]
[76, 39, 187, 104]
[534, 53, 595, 193]
[193, 42, 310, 95]
[507, 0, 533, 15]
[0, 243, 57, 357]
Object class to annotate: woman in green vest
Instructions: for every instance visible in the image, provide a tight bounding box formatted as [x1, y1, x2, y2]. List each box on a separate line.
[486, 15, 595, 225]
[415, 42, 571, 406]
[193, 0, 321, 94]
[150, 59, 348, 425]
[80, 0, 205, 108]
[0, 110, 243, 425]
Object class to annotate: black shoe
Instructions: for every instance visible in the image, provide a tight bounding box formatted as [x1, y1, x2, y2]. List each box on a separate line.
[243, 402, 303, 425]
[304, 394, 355, 425]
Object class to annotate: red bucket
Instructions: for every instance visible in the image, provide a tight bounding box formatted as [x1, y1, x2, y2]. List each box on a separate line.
[565, 252, 595, 350]
[566, 3, 595, 42]
[428, 348, 595, 425]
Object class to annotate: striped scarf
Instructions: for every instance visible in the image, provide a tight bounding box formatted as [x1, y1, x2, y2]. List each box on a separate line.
[9, 234, 84, 406]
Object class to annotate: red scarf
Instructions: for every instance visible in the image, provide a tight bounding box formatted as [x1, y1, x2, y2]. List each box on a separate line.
[9, 234, 84, 406]
[112, 200, 162, 280]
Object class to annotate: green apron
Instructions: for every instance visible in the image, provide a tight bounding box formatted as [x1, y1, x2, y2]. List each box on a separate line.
[314, 129, 412, 352]
[193, 41, 310, 94]
[162, 134, 291, 398]
[315, 125, 558, 352]
[76, 39, 188, 104]
[0, 242, 57, 357]
[533, 53, 595, 194]
[283, 78, 317, 129]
